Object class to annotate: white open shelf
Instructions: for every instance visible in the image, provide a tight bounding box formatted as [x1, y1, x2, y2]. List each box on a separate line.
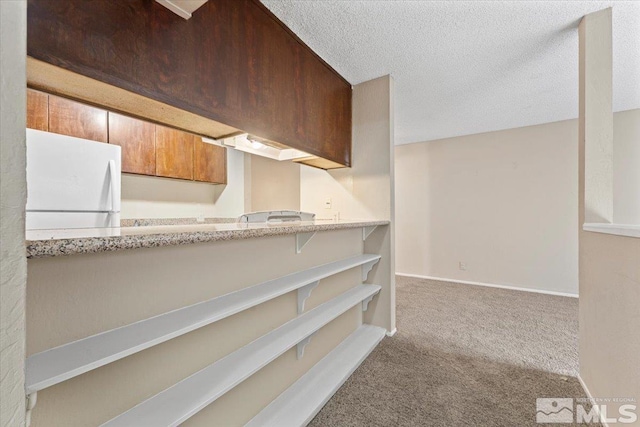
[583, 223, 640, 238]
[101, 284, 381, 427]
[246, 324, 386, 427]
[25, 254, 381, 394]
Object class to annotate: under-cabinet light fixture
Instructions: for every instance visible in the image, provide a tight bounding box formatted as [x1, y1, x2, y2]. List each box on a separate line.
[155, 0, 207, 19]
[203, 134, 313, 162]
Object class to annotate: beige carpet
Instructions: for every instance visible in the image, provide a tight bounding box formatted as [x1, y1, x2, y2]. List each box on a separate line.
[309, 276, 596, 427]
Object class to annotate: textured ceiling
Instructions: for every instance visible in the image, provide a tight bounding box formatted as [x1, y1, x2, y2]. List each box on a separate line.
[261, 1, 640, 144]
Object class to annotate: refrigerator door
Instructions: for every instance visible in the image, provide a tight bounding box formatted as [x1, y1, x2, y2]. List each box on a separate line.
[25, 211, 120, 230]
[26, 129, 121, 230]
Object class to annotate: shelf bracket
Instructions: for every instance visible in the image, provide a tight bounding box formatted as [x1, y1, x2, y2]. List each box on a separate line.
[296, 232, 317, 254]
[363, 226, 377, 241]
[297, 280, 320, 314]
[296, 332, 317, 360]
[362, 291, 380, 312]
[25, 392, 37, 427]
[362, 258, 380, 281]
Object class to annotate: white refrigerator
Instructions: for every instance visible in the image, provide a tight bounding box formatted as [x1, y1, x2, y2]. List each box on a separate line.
[26, 129, 122, 230]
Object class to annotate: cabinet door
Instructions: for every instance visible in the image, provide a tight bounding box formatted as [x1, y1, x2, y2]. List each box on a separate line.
[108, 113, 156, 175]
[155, 125, 194, 180]
[27, 89, 48, 131]
[194, 139, 226, 184]
[48, 96, 108, 142]
[28, 0, 352, 167]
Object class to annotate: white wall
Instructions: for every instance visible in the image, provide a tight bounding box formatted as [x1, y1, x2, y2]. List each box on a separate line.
[0, 1, 27, 425]
[396, 119, 579, 295]
[299, 166, 354, 220]
[121, 148, 245, 219]
[613, 109, 640, 225]
[247, 155, 300, 213]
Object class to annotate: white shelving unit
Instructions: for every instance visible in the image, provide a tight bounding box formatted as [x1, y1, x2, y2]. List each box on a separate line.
[102, 284, 381, 427]
[583, 223, 640, 238]
[25, 254, 381, 394]
[246, 324, 386, 427]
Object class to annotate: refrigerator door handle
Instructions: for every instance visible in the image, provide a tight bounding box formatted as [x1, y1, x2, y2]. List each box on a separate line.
[108, 160, 121, 214]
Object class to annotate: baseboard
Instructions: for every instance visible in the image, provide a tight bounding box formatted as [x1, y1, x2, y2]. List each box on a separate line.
[578, 375, 609, 427]
[395, 272, 579, 298]
[386, 328, 397, 337]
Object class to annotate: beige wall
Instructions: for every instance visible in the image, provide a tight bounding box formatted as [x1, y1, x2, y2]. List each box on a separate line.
[579, 233, 639, 414]
[614, 109, 640, 225]
[0, 2, 27, 426]
[301, 75, 396, 332]
[121, 148, 245, 219]
[395, 110, 640, 296]
[579, 9, 640, 424]
[247, 154, 300, 213]
[396, 119, 579, 294]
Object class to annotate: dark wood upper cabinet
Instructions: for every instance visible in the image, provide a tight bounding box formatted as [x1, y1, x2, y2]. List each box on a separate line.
[48, 95, 108, 142]
[27, 0, 352, 167]
[108, 112, 156, 176]
[156, 125, 194, 180]
[194, 139, 227, 184]
[27, 89, 48, 131]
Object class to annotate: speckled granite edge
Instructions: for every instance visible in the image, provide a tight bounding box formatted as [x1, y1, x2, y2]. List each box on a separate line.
[120, 218, 237, 227]
[26, 220, 390, 258]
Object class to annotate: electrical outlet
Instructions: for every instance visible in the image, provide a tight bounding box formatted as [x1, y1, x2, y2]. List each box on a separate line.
[459, 262, 467, 271]
[324, 197, 332, 209]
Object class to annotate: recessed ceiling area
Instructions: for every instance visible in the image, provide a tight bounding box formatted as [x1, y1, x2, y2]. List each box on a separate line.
[261, 1, 640, 145]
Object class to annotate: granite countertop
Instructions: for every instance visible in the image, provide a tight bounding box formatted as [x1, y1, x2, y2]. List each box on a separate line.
[26, 219, 390, 258]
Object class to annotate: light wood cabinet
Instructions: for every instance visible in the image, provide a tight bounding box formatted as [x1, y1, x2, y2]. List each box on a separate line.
[27, 92, 226, 183]
[27, 88, 48, 131]
[48, 95, 108, 142]
[108, 113, 156, 175]
[194, 139, 226, 184]
[155, 125, 194, 180]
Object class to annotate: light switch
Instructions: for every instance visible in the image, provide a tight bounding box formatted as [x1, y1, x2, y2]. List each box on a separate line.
[324, 197, 332, 209]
